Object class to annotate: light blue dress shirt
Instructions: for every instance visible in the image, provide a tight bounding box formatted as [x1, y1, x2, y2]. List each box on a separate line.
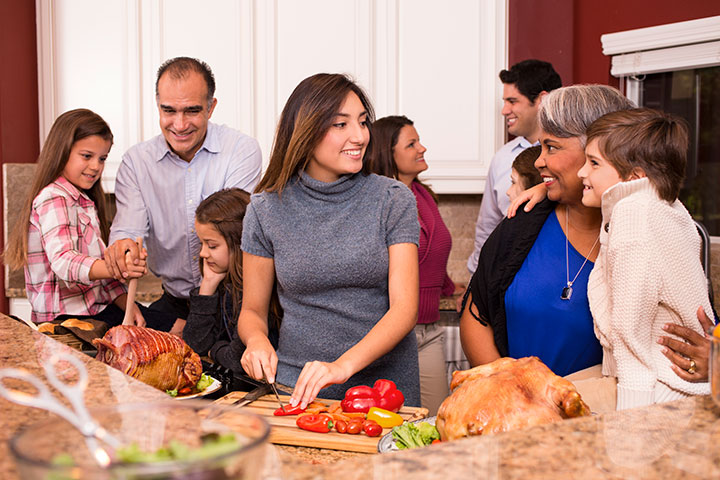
[110, 122, 262, 298]
[467, 136, 536, 273]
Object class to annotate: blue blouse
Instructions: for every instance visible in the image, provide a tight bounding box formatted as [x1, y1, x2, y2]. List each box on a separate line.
[504, 210, 602, 376]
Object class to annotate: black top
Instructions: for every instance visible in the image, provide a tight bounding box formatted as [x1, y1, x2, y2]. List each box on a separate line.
[463, 199, 556, 357]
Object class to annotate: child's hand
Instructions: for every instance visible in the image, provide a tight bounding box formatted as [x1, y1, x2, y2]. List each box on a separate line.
[105, 238, 143, 281]
[198, 261, 227, 295]
[507, 183, 547, 218]
[121, 301, 146, 328]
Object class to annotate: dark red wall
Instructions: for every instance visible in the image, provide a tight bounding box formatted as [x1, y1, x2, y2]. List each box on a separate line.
[0, 1, 39, 314]
[509, 0, 720, 87]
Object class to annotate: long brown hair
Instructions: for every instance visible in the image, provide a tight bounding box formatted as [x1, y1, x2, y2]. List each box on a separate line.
[4, 109, 113, 270]
[195, 188, 251, 323]
[256, 73, 375, 193]
[369, 115, 438, 203]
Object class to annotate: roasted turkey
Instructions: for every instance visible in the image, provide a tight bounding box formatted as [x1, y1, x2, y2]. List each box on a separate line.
[436, 357, 590, 441]
[93, 325, 202, 391]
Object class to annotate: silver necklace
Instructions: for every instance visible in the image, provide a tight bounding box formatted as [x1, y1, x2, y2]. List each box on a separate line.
[561, 207, 600, 300]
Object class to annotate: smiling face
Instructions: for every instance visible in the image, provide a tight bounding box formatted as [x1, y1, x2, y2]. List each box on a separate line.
[393, 125, 428, 186]
[577, 139, 624, 208]
[535, 133, 586, 205]
[195, 220, 230, 274]
[61, 135, 111, 191]
[501, 83, 542, 142]
[157, 70, 217, 162]
[306, 91, 369, 183]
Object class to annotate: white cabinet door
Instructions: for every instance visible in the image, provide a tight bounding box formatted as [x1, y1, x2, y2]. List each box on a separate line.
[37, 0, 506, 194]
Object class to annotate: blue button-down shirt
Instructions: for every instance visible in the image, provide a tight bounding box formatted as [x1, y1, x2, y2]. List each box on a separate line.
[467, 136, 537, 273]
[110, 122, 262, 298]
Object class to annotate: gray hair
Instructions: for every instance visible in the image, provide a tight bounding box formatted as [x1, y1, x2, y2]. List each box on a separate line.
[539, 84, 636, 147]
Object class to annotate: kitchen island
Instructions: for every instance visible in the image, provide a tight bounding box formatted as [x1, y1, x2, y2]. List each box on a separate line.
[1, 313, 718, 479]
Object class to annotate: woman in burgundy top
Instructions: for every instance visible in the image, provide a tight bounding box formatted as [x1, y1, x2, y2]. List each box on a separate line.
[371, 115, 455, 414]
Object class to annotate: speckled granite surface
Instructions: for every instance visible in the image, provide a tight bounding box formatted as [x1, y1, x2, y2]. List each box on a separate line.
[2, 314, 719, 479]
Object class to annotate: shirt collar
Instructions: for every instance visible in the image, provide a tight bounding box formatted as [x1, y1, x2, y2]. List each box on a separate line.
[54, 176, 93, 204]
[154, 122, 219, 162]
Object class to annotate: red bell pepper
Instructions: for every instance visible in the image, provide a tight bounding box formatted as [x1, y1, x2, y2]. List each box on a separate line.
[273, 404, 306, 416]
[373, 379, 404, 412]
[340, 379, 405, 413]
[296, 414, 334, 433]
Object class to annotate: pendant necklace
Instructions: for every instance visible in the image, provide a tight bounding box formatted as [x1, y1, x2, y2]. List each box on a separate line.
[562, 207, 600, 300]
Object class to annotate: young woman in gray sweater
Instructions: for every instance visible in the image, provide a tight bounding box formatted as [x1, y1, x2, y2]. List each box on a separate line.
[238, 73, 421, 407]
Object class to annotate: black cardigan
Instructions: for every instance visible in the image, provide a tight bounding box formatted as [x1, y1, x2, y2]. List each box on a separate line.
[463, 199, 557, 357]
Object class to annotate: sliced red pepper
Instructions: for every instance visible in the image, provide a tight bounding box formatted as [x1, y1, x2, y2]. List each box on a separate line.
[273, 404, 306, 416]
[296, 414, 334, 433]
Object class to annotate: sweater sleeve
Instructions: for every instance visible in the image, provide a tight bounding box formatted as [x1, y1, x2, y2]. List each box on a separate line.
[605, 227, 661, 410]
[183, 287, 222, 356]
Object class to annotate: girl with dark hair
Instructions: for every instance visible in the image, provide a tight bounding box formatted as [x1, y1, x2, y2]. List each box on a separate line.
[4, 109, 176, 331]
[183, 188, 279, 375]
[370, 115, 454, 415]
[238, 73, 421, 407]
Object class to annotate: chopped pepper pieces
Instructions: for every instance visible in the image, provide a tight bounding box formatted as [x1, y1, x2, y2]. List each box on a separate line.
[273, 404, 306, 416]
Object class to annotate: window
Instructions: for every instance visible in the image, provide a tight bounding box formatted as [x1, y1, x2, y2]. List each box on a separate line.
[638, 67, 720, 234]
[602, 15, 720, 235]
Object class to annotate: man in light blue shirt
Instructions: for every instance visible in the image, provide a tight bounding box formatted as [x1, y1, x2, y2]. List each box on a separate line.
[106, 57, 261, 320]
[467, 60, 561, 274]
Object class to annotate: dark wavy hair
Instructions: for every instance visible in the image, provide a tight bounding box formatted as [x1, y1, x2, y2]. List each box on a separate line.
[499, 59, 562, 103]
[369, 115, 438, 202]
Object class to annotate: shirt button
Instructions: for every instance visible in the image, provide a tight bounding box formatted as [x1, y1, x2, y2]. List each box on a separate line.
[188, 199, 192, 204]
[604, 223, 610, 232]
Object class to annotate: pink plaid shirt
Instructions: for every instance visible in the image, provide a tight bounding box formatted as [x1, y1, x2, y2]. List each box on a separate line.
[25, 176, 126, 323]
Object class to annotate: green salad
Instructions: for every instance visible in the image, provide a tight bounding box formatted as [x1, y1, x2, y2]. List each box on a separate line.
[391, 421, 440, 449]
[166, 373, 214, 397]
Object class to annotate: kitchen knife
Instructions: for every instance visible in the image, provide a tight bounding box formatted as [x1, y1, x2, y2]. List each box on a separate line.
[229, 383, 273, 407]
[269, 382, 286, 413]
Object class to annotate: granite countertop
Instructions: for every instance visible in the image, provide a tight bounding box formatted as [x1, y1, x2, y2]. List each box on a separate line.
[3, 314, 718, 479]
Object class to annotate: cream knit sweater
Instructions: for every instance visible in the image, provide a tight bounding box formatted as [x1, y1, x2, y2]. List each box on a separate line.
[587, 177, 711, 410]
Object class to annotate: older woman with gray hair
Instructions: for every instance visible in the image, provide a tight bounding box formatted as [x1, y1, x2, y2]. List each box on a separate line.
[459, 85, 634, 385]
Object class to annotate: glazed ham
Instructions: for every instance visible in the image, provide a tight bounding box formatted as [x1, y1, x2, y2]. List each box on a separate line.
[436, 357, 590, 441]
[93, 325, 202, 391]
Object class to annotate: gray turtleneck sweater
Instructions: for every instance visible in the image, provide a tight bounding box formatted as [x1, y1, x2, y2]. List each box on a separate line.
[241, 171, 421, 404]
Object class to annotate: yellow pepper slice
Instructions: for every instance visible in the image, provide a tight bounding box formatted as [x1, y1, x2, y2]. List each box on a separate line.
[367, 407, 403, 428]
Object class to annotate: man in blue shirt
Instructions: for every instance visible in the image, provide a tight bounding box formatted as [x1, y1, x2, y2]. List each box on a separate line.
[467, 60, 561, 274]
[105, 57, 262, 320]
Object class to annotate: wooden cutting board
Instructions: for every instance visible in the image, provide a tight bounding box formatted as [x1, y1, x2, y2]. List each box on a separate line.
[214, 391, 428, 453]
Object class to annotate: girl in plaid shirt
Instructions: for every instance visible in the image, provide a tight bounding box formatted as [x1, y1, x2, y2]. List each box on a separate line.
[5, 109, 176, 331]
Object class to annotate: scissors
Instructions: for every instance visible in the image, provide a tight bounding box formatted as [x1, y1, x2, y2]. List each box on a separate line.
[0, 352, 120, 467]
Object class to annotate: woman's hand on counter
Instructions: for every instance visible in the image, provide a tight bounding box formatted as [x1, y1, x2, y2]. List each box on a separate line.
[659, 306, 712, 382]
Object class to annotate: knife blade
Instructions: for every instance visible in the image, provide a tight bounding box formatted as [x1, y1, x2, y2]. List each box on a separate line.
[269, 382, 286, 412]
[229, 383, 273, 407]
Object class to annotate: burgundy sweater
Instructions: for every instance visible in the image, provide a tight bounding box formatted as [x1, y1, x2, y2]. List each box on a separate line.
[412, 182, 455, 324]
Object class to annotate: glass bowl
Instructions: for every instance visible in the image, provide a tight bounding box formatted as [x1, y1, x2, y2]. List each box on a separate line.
[9, 400, 270, 480]
[712, 335, 720, 408]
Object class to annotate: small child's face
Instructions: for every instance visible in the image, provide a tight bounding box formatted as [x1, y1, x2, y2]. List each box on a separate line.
[195, 221, 230, 274]
[578, 139, 623, 208]
[62, 135, 111, 191]
[506, 168, 524, 202]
